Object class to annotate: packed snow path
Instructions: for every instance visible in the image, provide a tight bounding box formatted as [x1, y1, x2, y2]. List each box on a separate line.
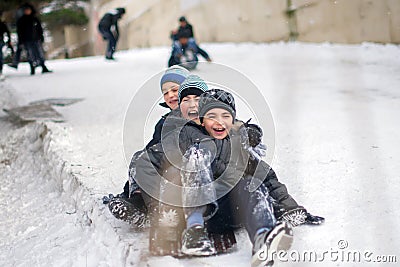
[1, 42, 399, 266]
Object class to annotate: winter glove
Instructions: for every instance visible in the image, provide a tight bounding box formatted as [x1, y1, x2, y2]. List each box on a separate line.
[304, 212, 325, 225]
[102, 191, 129, 204]
[102, 193, 115, 204]
[278, 207, 325, 227]
[278, 207, 308, 227]
[239, 119, 267, 160]
[244, 119, 263, 147]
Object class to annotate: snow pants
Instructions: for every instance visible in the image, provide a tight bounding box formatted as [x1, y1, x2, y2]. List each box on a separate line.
[99, 27, 117, 58]
[205, 177, 276, 243]
[12, 43, 23, 66]
[187, 38, 210, 60]
[24, 41, 45, 67]
[179, 145, 277, 244]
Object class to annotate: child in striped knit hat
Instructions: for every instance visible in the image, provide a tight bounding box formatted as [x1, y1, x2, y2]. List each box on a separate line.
[105, 73, 209, 228]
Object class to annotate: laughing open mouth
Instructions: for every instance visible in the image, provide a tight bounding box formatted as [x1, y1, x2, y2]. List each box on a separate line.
[187, 110, 199, 119]
[212, 126, 226, 133]
[169, 99, 178, 105]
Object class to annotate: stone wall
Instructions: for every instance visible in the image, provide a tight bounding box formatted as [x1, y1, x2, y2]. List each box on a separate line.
[88, 0, 399, 55]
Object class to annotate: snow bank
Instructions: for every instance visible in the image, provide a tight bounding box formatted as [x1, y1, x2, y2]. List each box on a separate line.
[0, 85, 145, 267]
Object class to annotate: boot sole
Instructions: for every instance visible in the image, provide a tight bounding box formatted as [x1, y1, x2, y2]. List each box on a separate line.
[108, 198, 148, 227]
[251, 222, 293, 267]
[181, 245, 217, 256]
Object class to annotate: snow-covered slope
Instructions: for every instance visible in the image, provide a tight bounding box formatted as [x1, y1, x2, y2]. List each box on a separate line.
[1, 42, 399, 266]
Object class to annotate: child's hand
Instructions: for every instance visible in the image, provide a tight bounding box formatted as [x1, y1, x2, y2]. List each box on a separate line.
[244, 119, 263, 147]
[278, 207, 325, 227]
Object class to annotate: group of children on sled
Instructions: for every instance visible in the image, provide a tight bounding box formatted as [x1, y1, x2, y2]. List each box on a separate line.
[103, 65, 325, 266]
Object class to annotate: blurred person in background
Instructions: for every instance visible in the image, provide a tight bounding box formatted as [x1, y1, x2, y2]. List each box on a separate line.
[8, 5, 26, 70]
[98, 7, 126, 60]
[0, 11, 12, 80]
[168, 29, 199, 70]
[170, 16, 211, 63]
[16, 3, 51, 75]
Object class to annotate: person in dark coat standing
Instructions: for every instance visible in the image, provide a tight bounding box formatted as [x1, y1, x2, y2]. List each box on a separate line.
[98, 7, 126, 60]
[17, 3, 51, 75]
[8, 5, 26, 70]
[0, 12, 12, 79]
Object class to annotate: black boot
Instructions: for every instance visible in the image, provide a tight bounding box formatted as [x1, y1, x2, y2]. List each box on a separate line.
[30, 64, 35, 75]
[251, 222, 293, 267]
[42, 64, 52, 73]
[181, 225, 216, 256]
[8, 63, 18, 69]
[108, 196, 148, 227]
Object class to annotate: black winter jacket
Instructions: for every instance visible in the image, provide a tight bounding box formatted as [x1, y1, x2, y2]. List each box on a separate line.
[16, 14, 43, 43]
[171, 23, 194, 41]
[145, 102, 175, 149]
[135, 111, 300, 211]
[98, 10, 124, 33]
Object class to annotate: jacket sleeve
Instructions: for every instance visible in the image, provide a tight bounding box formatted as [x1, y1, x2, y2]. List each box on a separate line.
[35, 17, 44, 42]
[248, 159, 300, 210]
[188, 24, 194, 38]
[113, 15, 119, 35]
[133, 144, 165, 206]
[16, 18, 23, 43]
[145, 117, 165, 149]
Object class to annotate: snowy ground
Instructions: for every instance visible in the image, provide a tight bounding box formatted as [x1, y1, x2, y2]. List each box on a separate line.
[1, 42, 400, 266]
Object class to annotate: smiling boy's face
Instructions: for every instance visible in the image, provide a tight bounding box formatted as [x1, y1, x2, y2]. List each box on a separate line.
[180, 95, 200, 124]
[202, 108, 233, 139]
[162, 82, 179, 110]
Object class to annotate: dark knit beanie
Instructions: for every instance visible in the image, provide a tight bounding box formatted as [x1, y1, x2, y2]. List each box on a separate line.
[198, 89, 236, 123]
[117, 8, 126, 14]
[178, 74, 208, 103]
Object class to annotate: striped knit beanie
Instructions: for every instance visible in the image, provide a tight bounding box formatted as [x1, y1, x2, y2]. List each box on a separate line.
[160, 66, 190, 91]
[178, 74, 208, 103]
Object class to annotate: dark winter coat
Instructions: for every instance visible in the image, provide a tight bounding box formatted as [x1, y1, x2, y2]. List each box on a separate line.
[145, 102, 175, 149]
[98, 9, 124, 35]
[171, 23, 194, 41]
[135, 111, 300, 212]
[16, 14, 44, 44]
[145, 113, 170, 149]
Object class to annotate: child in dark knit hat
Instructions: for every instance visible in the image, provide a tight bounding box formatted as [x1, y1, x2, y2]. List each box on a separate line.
[174, 89, 294, 261]
[134, 89, 292, 260]
[135, 88, 324, 263]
